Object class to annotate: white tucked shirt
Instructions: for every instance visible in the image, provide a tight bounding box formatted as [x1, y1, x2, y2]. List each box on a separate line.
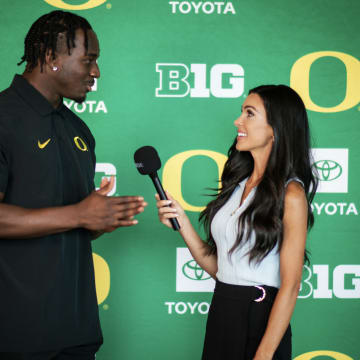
[211, 177, 303, 288]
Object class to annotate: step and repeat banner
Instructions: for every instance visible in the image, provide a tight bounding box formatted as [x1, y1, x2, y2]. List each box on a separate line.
[1, 1, 359, 359]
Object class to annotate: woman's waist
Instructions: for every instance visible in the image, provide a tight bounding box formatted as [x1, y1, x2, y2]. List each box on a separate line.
[214, 279, 278, 302]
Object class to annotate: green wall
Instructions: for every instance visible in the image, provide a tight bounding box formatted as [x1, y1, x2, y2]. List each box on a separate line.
[0, 1, 359, 359]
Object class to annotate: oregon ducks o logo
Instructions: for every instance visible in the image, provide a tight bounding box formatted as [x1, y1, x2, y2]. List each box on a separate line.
[162, 150, 227, 212]
[290, 51, 360, 113]
[93, 253, 110, 305]
[294, 350, 353, 360]
[74, 136, 88, 152]
[44, 0, 107, 10]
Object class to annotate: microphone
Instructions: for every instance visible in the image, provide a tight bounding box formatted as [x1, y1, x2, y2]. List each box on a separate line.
[134, 146, 180, 231]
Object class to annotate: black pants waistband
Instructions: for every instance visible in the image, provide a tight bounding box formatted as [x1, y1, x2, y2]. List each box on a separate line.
[214, 280, 279, 302]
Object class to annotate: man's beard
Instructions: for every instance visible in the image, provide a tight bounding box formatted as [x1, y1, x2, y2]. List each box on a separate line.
[74, 95, 86, 104]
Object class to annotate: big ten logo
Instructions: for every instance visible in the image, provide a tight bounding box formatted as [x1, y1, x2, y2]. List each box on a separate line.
[299, 264, 360, 299]
[95, 163, 117, 196]
[176, 247, 215, 292]
[169, 1, 236, 15]
[44, 0, 107, 10]
[162, 150, 227, 211]
[156, 63, 245, 98]
[64, 79, 108, 114]
[290, 51, 360, 112]
[294, 351, 354, 360]
[92, 253, 110, 305]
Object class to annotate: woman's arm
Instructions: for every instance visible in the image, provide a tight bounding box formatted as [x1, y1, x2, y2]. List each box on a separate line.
[156, 193, 218, 278]
[254, 181, 308, 360]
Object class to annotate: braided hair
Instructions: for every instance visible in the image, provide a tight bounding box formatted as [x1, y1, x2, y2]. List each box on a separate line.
[18, 10, 92, 72]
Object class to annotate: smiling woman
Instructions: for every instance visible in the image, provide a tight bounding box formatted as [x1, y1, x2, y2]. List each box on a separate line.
[157, 84, 318, 360]
[234, 93, 275, 167]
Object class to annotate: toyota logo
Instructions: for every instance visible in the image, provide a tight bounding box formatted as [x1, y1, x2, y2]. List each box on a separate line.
[313, 160, 342, 181]
[182, 260, 211, 281]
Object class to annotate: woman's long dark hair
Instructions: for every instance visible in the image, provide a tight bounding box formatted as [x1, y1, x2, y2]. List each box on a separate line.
[200, 85, 318, 264]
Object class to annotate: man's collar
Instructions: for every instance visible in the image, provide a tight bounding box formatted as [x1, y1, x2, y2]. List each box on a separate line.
[10, 74, 65, 116]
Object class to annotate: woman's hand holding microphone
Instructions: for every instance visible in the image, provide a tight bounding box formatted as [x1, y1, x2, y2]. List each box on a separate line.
[155, 192, 188, 230]
[155, 191, 217, 279]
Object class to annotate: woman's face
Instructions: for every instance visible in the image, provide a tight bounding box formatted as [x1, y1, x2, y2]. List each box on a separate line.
[234, 93, 274, 155]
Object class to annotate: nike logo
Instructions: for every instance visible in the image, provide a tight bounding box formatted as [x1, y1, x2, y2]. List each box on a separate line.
[38, 138, 51, 149]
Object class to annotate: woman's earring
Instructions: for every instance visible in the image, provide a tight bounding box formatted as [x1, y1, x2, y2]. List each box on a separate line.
[52, 66, 58, 71]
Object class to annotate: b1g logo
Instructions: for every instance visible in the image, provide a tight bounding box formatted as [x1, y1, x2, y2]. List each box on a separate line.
[311, 148, 348, 193]
[299, 264, 360, 299]
[44, 0, 107, 10]
[156, 63, 244, 98]
[95, 163, 117, 196]
[176, 248, 215, 292]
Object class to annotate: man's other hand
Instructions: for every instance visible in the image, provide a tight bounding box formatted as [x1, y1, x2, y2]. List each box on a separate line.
[77, 176, 147, 232]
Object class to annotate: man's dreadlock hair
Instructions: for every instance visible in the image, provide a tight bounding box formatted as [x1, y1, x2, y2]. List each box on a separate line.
[18, 10, 92, 72]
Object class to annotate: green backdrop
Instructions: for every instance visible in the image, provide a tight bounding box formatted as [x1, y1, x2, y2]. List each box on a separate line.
[1, 1, 359, 359]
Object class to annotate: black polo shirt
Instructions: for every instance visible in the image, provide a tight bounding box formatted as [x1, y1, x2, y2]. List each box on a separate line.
[0, 75, 102, 351]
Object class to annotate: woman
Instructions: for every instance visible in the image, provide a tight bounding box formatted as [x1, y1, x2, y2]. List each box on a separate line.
[156, 85, 317, 360]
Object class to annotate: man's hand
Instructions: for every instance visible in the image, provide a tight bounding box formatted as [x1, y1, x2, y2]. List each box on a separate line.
[76, 176, 147, 233]
[0, 177, 147, 239]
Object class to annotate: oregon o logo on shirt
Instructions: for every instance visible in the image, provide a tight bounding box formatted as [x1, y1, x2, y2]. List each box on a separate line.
[74, 136, 88, 152]
[44, 0, 107, 10]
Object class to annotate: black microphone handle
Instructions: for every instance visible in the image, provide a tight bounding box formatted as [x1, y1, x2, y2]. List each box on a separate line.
[150, 173, 181, 231]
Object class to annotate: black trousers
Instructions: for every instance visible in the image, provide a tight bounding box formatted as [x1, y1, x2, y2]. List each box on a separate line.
[202, 280, 292, 360]
[0, 341, 102, 360]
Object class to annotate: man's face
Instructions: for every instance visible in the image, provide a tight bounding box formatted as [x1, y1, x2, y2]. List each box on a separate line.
[54, 29, 100, 103]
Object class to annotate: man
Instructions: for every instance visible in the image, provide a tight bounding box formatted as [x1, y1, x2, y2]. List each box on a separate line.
[0, 10, 147, 359]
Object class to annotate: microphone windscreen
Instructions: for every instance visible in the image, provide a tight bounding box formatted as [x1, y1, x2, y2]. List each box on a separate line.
[134, 146, 161, 175]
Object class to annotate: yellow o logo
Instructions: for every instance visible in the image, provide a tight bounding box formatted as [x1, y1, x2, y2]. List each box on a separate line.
[290, 51, 360, 112]
[92, 253, 110, 305]
[74, 136, 88, 152]
[44, 0, 107, 10]
[294, 350, 353, 360]
[162, 150, 227, 212]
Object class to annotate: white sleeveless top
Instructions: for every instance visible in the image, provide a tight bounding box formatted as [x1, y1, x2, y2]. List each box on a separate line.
[211, 177, 303, 288]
